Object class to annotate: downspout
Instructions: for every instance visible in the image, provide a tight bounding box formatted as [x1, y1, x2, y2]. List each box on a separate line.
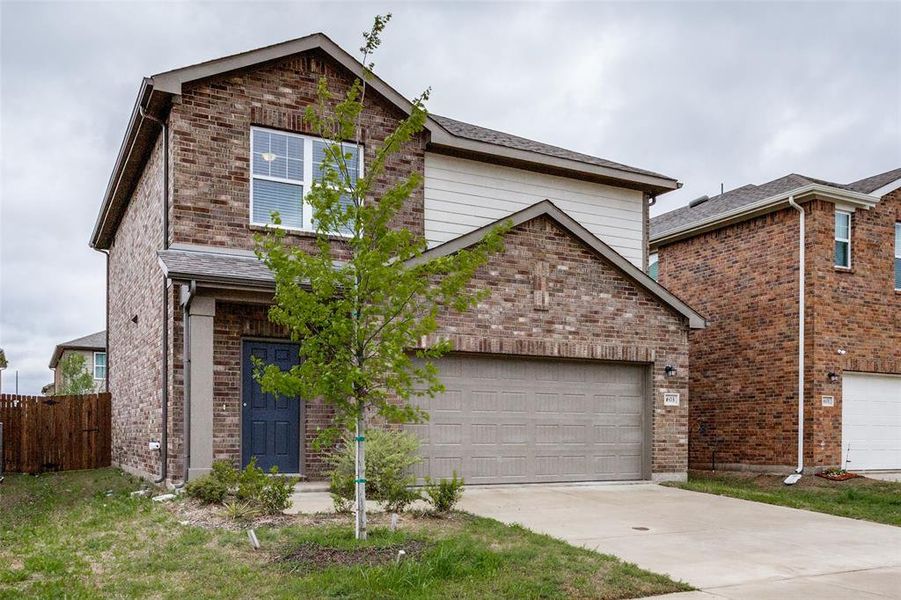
[99, 249, 110, 393]
[786, 196, 805, 483]
[140, 102, 170, 484]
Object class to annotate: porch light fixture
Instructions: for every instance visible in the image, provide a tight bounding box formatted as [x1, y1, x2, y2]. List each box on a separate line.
[827, 371, 839, 383]
[261, 152, 277, 162]
[664, 365, 678, 378]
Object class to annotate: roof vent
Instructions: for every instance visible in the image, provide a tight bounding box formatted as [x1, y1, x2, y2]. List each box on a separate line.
[688, 195, 710, 208]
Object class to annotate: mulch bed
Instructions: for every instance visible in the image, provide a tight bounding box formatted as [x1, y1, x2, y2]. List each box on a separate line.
[815, 471, 862, 481]
[278, 540, 430, 570]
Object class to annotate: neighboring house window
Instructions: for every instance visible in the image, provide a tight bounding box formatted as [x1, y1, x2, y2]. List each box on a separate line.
[93, 352, 107, 380]
[834, 211, 851, 268]
[648, 253, 659, 281]
[895, 223, 901, 290]
[250, 127, 361, 232]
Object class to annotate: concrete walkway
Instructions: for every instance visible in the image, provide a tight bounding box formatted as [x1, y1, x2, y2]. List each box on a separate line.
[287, 482, 901, 598]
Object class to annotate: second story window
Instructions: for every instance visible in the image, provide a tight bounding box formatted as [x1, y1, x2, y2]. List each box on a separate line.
[93, 352, 107, 380]
[895, 223, 900, 290]
[648, 252, 659, 281]
[250, 127, 361, 232]
[834, 210, 851, 268]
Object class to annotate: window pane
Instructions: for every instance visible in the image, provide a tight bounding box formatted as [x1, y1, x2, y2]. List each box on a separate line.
[251, 129, 302, 182]
[313, 140, 359, 183]
[835, 212, 850, 239]
[834, 240, 849, 267]
[895, 224, 901, 258]
[895, 258, 901, 290]
[253, 179, 303, 228]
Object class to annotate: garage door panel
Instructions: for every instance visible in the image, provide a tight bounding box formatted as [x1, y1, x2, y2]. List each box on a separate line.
[842, 372, 901, 471]
[411, 355, 647, 484]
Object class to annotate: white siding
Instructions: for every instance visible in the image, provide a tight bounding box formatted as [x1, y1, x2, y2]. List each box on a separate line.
[424, 154, 646, 266]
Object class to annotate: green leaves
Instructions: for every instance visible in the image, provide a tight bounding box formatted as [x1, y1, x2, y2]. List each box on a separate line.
[253, 15, 505, 446]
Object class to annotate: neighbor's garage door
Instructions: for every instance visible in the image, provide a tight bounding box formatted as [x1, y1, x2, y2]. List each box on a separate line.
[842, 372, 901, 471]
[409, 355, 648, 484]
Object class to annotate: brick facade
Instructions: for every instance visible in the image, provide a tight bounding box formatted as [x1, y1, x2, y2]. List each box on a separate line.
[106, 47, 692, 482]
[658, 191, 900, 471]
[429, 216, 690, 475]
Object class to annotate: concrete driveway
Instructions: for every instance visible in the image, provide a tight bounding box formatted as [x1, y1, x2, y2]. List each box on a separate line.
[458, 483, 901, 599]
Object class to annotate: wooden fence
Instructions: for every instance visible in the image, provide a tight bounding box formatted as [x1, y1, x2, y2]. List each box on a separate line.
[0, 393, 111, 474]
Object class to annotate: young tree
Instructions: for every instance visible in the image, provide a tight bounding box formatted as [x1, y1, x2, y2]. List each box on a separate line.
[255, 15, 507, 539]
[57, 354, 94, 395]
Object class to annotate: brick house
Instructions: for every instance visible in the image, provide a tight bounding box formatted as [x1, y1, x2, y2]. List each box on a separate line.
[90, 33, 704, 485]
[651, 169, 901, 473]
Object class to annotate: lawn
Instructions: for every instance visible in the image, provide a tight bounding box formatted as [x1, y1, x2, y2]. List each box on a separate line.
[0, 469, 690, 599]
[671, 471, 901, 527]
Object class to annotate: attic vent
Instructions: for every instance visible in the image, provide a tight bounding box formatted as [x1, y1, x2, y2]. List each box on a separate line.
[688, 195, 710, 208]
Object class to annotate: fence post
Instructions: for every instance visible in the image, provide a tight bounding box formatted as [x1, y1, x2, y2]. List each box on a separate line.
[0, 421, 4, 478]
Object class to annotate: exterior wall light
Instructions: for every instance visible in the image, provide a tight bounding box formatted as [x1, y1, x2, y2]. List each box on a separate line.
[827, 371, 839, 383]
[664, 365, 678, 377]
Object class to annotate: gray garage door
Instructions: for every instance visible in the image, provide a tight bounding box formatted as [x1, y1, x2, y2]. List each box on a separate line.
[409, 355, 648, 484]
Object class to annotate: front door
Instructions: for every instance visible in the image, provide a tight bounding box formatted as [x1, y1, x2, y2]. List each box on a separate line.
[242, 341, 301, 473]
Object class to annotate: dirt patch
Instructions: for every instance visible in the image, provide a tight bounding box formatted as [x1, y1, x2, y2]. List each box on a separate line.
[689, 470, 881, 490]
[168, 498, 296, 531]
[278, 539, 430, 570]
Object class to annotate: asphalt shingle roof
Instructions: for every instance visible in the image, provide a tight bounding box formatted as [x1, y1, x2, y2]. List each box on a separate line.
[58, 331, 107, 350]
[431, 114, 674, 181]
[651, 168, 901, 239]
[158, 249, 275, 286]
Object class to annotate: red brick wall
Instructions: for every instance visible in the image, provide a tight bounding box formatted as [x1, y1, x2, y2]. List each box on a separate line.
[428, 216, 691, 476]
[212, 302, 334, 478]
[108, 135, 167, 478]
[658, 209, 802, 469]
[658, 191, 901, 470]
[168, 49, 425, 255]
[806, 192, 901, 468]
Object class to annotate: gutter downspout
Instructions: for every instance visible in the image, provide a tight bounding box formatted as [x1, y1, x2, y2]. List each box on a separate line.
[99, 249, 110, 393]
[786, 196, 805, 484]
[140, 102, 170, 485]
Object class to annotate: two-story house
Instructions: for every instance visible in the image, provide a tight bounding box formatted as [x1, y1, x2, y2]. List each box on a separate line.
[46, 330, 107, 395]
[651, 169, 901, 474]
[90, 33, 704, 485]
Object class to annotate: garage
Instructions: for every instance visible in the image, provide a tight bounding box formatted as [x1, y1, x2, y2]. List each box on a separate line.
[409, 354, 649, 484]
[842, 372, 901, 471]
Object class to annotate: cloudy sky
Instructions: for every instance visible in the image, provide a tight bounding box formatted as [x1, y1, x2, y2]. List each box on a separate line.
[1, 1, 899, 394]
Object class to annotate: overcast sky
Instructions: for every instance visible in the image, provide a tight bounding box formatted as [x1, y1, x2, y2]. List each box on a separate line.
[1, 1, 899, 394]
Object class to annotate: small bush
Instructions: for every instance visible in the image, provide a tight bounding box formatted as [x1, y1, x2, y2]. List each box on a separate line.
[423, 471, 465, 513]
[184, 458, 297, 514]
[328, 428, 422, 512]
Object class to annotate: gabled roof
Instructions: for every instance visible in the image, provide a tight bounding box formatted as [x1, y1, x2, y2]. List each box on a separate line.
[411, 200, 706, 329]
[90, 33, 679, 250]
[650, 167, 898, 246]
[49, 331, 107, 368]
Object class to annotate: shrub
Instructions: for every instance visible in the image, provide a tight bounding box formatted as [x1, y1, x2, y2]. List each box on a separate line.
[184, 458, 297, 515]
[328, 428, 422, 512]
[423, 471, 465, 513]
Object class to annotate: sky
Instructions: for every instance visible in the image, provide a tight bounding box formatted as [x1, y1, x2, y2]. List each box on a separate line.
[1, 1, 899, 394]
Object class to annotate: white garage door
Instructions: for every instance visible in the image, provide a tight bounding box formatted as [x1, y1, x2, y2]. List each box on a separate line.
[842, 372, 901, 471]
[409, 355, 648, 484]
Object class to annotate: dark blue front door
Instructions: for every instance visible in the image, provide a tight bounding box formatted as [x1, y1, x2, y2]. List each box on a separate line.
[242, 341, 301, 473]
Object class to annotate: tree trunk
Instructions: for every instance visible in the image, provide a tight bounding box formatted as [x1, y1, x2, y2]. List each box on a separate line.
[354, 414, 367, 540]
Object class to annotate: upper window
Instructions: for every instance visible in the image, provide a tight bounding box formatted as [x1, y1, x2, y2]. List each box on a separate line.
[648, 252, 659, 281]
[895, 223, 900, 290]
[250, 127, 360, 232]
[834, 211, 851, 268]
[93, 352, 107, 380]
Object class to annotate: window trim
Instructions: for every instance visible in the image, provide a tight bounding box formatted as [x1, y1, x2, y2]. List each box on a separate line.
[894, 222, 901, 291]
[834, 210, 852, 269]
[647, 252, 659, 281]
[249, 126, 363, 233]
[93, 351, 107, 381]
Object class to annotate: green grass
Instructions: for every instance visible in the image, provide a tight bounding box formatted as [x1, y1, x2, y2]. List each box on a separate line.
[670, 471, 901, 527]
[0, 469, 690, 599]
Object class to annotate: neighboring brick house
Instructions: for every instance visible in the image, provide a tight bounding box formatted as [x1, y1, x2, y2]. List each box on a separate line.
[652, 169, 901, 473]
[46, 331, 107, 395]
[90, 33, 704, 485]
